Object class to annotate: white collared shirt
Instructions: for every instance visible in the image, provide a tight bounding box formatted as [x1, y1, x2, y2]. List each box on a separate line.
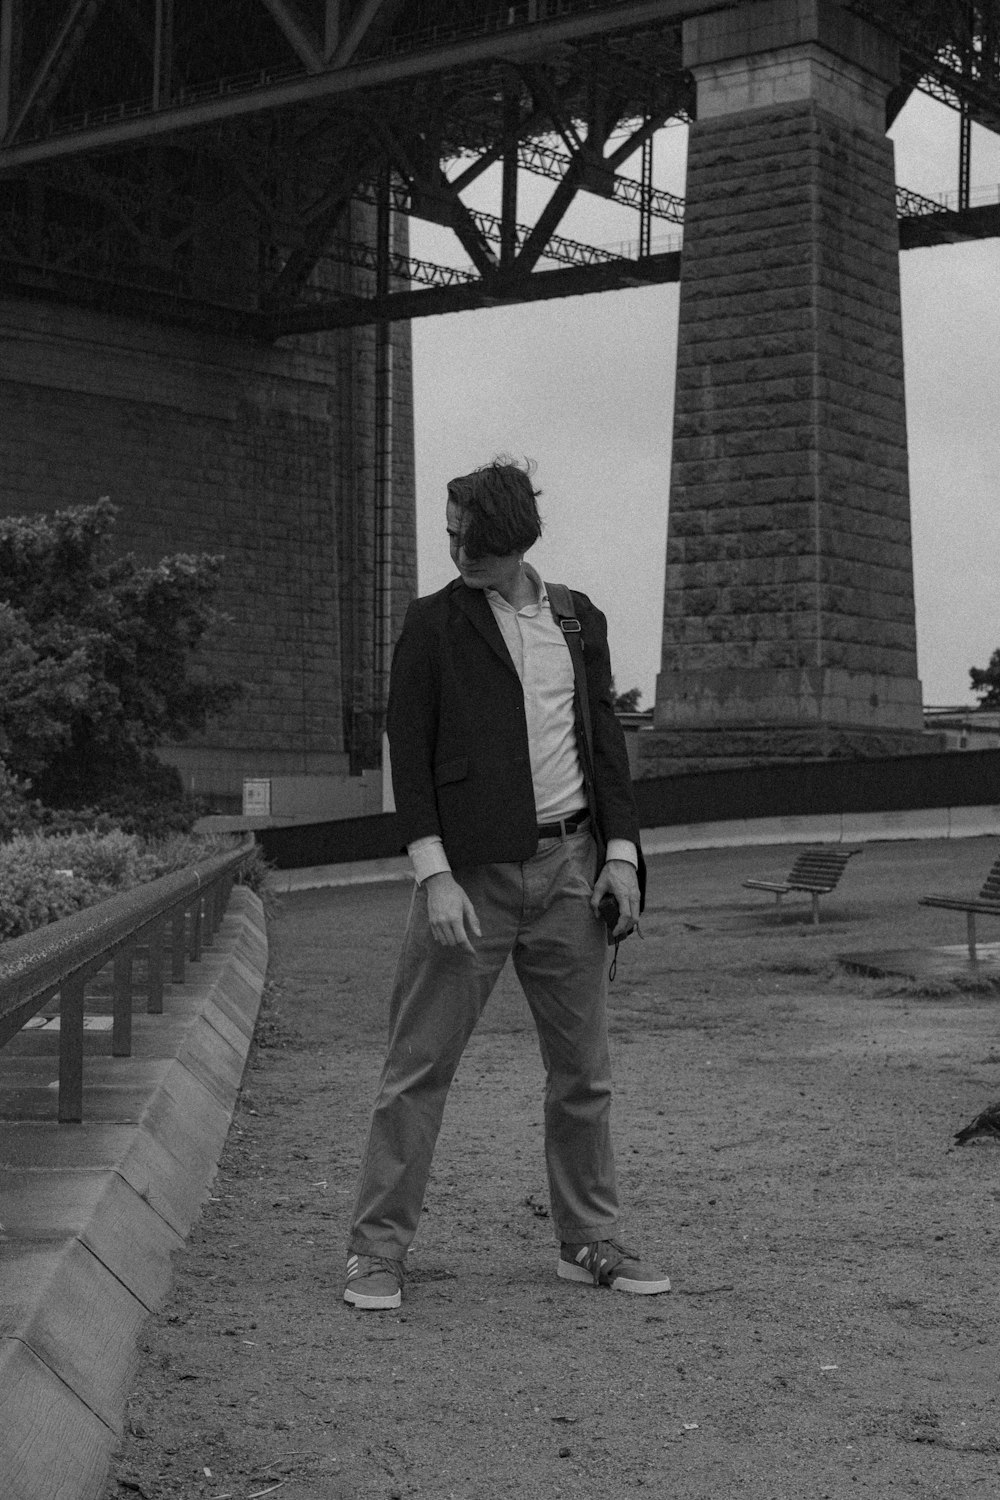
[407, 564, 637, 882]
[488, 564, 586, 825]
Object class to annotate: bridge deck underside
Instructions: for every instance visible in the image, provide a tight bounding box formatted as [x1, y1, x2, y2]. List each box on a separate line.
[0, 1, 998, 333]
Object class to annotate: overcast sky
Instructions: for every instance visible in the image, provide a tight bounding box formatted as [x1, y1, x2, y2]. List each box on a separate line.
[409, 91, 1000, 712]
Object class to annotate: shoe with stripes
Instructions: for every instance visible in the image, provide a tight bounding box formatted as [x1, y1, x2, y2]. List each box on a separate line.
[343, 1252, 405, 1309]
[558, 1238, 671, 1295]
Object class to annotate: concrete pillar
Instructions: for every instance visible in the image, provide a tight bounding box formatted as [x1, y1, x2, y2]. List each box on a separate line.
[640, 0, 927, 776]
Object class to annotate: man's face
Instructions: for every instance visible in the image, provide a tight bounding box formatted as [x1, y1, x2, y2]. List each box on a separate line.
[446, 498, 522, 593]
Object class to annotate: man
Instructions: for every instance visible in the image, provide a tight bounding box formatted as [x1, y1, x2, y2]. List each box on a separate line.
[344, 457, 669, 1310]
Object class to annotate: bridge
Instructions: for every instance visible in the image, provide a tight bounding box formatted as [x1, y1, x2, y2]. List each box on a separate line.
[1, 0, 999, 799]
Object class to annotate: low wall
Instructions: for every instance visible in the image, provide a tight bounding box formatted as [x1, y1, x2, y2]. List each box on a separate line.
[256, 748, 1000, 871]
[0, 889, 268, 1500]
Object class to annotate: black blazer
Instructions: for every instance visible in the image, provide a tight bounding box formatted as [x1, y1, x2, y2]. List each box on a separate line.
[386, 577, 643, 875]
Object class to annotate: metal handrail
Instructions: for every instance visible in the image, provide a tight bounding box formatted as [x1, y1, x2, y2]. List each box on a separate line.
[0, 836, 256, 1122]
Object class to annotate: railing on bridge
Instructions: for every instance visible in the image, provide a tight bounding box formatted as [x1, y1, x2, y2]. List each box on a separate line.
[0, 838, 256, 1125]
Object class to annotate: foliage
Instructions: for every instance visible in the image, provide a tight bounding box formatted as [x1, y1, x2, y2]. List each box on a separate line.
[611, 681, 643, 714]
[970, 649, 1000, 708]
[0, 758, 40, 842]
[0, 600, 91, 780]
[0, 498, 240, 810]
[0, 768, 207, 844]
[0, 829, 148, 942]
[0, 829, 266, 943]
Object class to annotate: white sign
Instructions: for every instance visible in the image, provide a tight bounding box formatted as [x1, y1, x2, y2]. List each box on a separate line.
[243, 778, 271, 817]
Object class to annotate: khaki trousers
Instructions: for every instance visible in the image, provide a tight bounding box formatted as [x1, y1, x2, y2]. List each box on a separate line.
[348, 828, 620, 1258]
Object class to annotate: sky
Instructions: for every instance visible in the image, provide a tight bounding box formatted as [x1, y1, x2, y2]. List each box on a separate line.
[408, 91, 1000, 712]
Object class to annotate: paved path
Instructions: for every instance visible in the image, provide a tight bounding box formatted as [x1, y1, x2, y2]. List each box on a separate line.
[101, 835, 1000, 1500]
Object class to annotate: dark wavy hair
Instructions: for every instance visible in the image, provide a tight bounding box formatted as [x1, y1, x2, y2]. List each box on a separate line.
[446, 457, 543, 560]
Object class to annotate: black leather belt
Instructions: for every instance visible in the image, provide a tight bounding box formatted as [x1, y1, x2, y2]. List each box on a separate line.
[536, 809, 590, 839]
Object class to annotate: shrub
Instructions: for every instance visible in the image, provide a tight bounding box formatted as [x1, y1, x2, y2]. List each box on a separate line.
[0, 830, 139, 941]
[0, 759, 38, 841]
[30, 783, 204, 841]
[0, 829, 265, 943]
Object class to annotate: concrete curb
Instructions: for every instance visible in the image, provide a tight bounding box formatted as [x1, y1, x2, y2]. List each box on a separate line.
[0, 887, 268, 1500]
[268, 805, 1000, 892]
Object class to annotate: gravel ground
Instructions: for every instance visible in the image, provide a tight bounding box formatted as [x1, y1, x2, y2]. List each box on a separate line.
[104, 837, 1000, 1500]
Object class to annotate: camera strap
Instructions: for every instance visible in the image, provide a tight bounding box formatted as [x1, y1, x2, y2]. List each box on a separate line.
[544, 581, 597, 796]
[546, 581, 639, 982]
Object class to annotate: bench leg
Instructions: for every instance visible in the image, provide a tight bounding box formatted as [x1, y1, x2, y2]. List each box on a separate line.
[811, 892, 820, 926]
[967, 910, 978, 963]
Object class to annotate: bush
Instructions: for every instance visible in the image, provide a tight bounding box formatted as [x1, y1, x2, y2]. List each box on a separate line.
[0, 829, 141, 941]
[0, 759, 38, 841]
[29, 779, 206, 841]
[0, 829, 266, 943]
[0, 763, 205, 845]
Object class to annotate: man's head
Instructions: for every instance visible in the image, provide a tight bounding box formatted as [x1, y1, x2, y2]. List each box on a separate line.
[446, 457, 543, 565]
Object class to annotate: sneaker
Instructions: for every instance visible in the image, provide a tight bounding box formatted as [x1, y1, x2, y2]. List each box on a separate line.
[343, 1252, 405, 1310]
[558, 1238, 671, 1295]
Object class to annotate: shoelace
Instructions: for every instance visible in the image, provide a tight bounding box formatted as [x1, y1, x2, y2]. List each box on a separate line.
[351, 1254, 404, 1282]
[578, 1238, 638, 1287]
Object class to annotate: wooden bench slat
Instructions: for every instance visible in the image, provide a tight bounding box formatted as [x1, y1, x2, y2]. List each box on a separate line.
[919, 854, 1000, 959]
[744, 847, 861, 924]
[919, 896, 1000, 914]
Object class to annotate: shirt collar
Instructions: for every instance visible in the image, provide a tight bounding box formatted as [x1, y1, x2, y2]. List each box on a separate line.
[486, 561, 546, 613]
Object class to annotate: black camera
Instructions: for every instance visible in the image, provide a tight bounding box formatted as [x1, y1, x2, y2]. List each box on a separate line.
[597, 892, 621, 946]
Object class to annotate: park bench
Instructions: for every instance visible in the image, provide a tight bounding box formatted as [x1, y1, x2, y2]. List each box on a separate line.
[918, 853, 1000, 961]
[743, 846, 863, 925]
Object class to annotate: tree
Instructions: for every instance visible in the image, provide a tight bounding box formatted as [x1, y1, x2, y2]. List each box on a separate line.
[610, 681, 643, 714]
[0, 498, 240, 808]
[970, 650, 1000, 708]
[0, 600, 92, 778]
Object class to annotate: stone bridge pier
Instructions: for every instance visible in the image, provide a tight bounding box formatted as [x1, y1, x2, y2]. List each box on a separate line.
[640, 0, 927, 776]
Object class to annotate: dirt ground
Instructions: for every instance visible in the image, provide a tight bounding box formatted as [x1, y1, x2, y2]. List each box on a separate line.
[103, 837, 1000, 1500]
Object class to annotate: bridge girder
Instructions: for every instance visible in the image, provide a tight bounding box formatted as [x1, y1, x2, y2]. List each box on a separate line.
[0, 1, 998, 335]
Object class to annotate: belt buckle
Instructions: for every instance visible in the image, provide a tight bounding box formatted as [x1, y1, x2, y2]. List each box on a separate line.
[539, 810, 586, 840]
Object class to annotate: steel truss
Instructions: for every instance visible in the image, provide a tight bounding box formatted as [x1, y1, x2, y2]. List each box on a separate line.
[0, 1, 998, 336]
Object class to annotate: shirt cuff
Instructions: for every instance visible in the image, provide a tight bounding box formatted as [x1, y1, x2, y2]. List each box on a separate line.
[408, 835, 452, 884]
[605, 839, 638, 869]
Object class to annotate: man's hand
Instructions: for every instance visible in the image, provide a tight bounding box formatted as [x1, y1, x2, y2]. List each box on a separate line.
[591, 859, 641, 939]
[424, 872, 482, 954]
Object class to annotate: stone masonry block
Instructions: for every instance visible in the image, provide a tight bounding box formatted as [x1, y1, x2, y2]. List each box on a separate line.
[655, 81, 920, 748]
[683, 0, 898, 85]
[0, 288, 417, 795]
